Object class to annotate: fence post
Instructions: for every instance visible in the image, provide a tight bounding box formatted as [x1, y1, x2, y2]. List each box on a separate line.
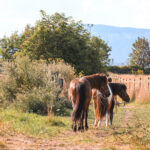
[139, 78, 141, 88]
[129, 79, 131, 90]
[148, 77, 150, 90]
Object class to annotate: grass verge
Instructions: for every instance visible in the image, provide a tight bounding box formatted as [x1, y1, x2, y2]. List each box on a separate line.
[0, 108, 71, 139]
[0, 102, 150, 149]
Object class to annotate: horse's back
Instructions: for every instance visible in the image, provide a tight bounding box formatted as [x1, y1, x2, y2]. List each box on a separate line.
[68, 78, 79, 102]
[79, 77, 91, 91]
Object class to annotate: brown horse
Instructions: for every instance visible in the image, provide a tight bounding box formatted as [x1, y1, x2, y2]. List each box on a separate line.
[68, 73, 110, 132]
[92, 84, 113, 127]
[92, 83, 130, 127]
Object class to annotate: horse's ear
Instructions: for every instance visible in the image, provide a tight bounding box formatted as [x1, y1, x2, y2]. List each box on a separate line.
[108, 77, 112, 83]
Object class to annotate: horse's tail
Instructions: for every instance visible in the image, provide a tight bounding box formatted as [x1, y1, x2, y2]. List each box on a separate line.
[100, 95, 108, 117]
[72, 82, 86, 122]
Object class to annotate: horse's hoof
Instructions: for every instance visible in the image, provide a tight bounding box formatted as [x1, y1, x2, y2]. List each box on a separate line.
[85, 126, 88, 130]
[78, 126, 81, 131]
[73, 127, 77, 132]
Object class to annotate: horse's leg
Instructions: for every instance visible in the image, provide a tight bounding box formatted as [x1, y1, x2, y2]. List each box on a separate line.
[109, 111, 113, 126]
[73, 120, 77, 132]
[98, 120, 101, 127]
[109, 110, 113, 126]
[72, 107, 77, 132]
[84, 99, 90, 130]
[94, 119, 97, 126]
[94, 117, 98, 126]
[78, 119, 81, 131]
[85, 110, 88, 130]
[78, 111, 84, 131]
[109, 98, 115, 126]
[105, 113, 110, 127]
[81, 111, 84, 130]
[105, 113, 108, 127]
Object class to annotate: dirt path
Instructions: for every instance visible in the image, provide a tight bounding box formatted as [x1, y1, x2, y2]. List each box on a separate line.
[123, 107, 134, 127]
[0, 133, 105, 150]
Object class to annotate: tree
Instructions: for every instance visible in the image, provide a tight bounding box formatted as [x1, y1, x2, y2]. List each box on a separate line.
[129, 37, 150, 70]
[90, 36, 111, 65]
[0, 32, 21, 60]
[0, 10, 111, 75]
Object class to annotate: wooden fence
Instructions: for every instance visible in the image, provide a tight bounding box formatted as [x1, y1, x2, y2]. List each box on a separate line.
[110, 74, 150, 102]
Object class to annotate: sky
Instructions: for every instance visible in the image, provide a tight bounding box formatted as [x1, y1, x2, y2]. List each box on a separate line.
[0, 0, 150, 38]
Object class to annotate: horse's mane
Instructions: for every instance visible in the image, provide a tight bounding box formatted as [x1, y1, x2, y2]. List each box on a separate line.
[109, 83, 127, 95]
[83, 73, 108, 90]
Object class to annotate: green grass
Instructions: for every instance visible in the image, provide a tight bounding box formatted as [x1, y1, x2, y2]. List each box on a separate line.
[0, 103, 150, 149]
[0, 108, 71, 138]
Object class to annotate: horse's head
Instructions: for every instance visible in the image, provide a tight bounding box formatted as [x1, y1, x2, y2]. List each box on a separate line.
[84, 73, 111, 97]
[118, 84, 130, 102]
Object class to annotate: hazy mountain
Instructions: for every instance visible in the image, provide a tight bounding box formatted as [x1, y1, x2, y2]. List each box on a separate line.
[85, 24, 150, 65]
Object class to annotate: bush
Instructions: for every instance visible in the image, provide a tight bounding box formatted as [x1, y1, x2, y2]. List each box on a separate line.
[53, 97, 72, 116]
[23, 95, 48, 115]
[137, 69, 144, 75]
[0, 56, 75, 115]
[16, 88, 54, 115]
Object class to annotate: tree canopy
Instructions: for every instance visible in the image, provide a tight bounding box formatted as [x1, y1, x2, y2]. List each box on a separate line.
[129, 37, 150, 70]
[0, 10, 111, 75]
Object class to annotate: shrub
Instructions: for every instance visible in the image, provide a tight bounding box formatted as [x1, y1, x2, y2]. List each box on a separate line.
[53, 97, 72, 116]
[0, 56, 75, 115]
[16, 87, 57, 115]
[137, 69, 144, 75]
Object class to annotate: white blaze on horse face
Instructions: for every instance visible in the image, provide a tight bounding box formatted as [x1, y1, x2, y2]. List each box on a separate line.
[107, 84, 113, 104]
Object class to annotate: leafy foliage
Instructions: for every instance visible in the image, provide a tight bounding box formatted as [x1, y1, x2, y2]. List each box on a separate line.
[0, 56, 74, 115]
[129, 37, 150, 70]
[108, 65, 150, 74]
[0, 32, 21, 60]
[0, 10, 111, 75]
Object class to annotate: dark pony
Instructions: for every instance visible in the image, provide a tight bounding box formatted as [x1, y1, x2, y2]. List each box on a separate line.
[68, 73, 110, 132]
[109, 83, 130, 102]
[109, 83, 130, 125]
[93, 83, 130, 126]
